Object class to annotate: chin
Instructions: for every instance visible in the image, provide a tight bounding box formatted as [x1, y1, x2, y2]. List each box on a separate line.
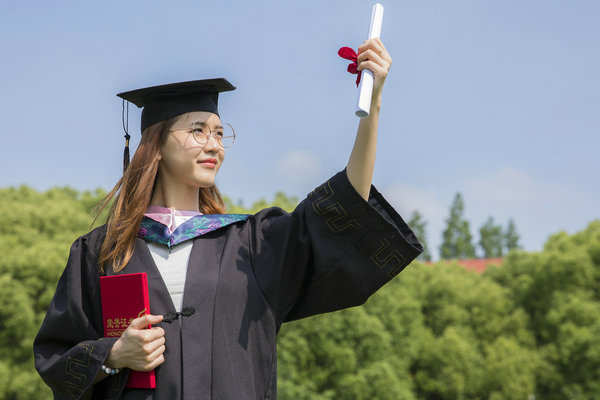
[192, 175, 216, 188]
[191, 167, 220, 188]
[192, 181, 215, 189]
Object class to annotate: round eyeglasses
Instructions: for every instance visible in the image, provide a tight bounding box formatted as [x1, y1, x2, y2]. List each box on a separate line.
[172, 120, 236, 148]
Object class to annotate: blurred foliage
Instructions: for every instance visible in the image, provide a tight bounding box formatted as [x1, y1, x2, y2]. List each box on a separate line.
[479, 217, 505, 258]
[223, 191, 299, 215]
[478, 217, 522, 258]
[408, 211, 431, 261]
[440, 193, 476, 259]
[0, 185, 109, 399]
[441, 194, 521, 259]
[504, 218, 521, 251]
[1, 185, 599, 399]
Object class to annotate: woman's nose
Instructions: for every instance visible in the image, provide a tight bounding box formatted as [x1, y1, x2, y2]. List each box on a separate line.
[203, 133, 222, 152]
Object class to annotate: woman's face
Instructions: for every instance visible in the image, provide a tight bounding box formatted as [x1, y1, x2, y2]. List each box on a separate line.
[158, 111, 225, 189]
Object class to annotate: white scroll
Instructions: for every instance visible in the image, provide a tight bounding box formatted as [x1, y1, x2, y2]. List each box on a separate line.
[355, 3, 384, 118]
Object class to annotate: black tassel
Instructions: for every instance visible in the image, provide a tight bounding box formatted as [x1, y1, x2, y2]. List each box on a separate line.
[123, 133, 131, 173]
[122, 100, 131, 174]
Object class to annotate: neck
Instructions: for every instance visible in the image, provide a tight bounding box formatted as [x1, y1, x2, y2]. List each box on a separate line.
[150, 173, 200, 211]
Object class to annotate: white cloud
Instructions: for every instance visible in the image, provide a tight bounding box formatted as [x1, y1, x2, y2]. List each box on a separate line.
[382, 184, 446, 222]
[462, 166, 594, 216]
[463, 167, 561, 208]
[381, 184, 447, 258]
[275, 149, 323, 185]
[461, 167, 599, 252]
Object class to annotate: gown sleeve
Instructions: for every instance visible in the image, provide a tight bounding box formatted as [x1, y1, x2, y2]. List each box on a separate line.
[248, 169, 423, 324]
[33, 232, 129, 400]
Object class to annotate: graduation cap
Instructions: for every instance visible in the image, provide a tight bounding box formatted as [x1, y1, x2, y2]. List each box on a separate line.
[116, 78, 236, 172]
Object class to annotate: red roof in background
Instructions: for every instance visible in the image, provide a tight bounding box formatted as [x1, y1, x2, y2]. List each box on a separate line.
[455, 258, 503, 273]
[427, 258, 503, 273]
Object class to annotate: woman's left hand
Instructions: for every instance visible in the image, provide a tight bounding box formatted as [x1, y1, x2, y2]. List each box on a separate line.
[356, 37, 392, 96]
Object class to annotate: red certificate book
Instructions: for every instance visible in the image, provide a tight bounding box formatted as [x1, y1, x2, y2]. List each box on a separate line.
[100, 272, 156, 389]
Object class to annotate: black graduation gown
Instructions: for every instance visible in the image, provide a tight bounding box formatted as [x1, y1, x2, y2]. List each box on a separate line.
[34, 170, 423, 400]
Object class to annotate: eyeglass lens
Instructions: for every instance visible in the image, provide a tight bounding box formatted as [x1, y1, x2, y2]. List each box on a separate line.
[191, 121, 235, 148]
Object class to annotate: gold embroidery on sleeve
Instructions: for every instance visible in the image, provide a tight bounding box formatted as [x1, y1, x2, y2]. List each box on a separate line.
[370, 238, 408, 278]
[310, 181, 362, 233]
[64, 343, 93, 399]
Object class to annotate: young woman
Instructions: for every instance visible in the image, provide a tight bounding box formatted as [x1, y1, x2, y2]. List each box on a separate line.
[34, 38, 422, 399]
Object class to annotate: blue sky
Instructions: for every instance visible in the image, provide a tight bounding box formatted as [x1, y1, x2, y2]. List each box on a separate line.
[1, 1, 598, 258]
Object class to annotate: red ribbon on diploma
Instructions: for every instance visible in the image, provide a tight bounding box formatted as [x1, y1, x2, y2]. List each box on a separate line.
[338, 47, 361, 87]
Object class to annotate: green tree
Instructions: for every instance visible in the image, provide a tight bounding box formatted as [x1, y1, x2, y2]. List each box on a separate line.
[440, 193, 475, 259]
[278, 306, 408, 400]
[486, 220, 600, 399]
[410, 262, 537, 400]
[223, 191, 298, 214]
[0, 185, 109, 400]
[504, 218, 520, 252]
[408, 211, 431, 261]
[479, 217, 504, 258]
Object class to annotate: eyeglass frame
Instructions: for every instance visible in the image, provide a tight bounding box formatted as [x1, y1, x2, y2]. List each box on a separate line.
[169, 120, 236, 148]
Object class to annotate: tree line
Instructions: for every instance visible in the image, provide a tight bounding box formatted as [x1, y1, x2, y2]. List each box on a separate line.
[0, 185, 598, 399]
[409, 193, 521, 261]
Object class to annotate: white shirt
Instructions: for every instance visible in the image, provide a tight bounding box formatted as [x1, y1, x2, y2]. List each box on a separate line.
[146, 241, 193, 312]
[143, 206, 203, 312]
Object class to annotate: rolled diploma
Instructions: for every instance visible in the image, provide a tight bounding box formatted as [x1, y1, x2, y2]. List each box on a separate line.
[355, 3, 384, 118]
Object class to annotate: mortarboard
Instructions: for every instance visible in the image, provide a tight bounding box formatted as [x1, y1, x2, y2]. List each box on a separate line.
[116, 78, 236, 172]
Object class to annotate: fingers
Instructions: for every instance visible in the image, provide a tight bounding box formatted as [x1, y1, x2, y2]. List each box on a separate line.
[357, 39, 392, 67]
[358, 38, 391, 62]
[136, 340, 166, 372]
[138, 326, 166, 343]
[357, 48, 384, 67]
[124, 314, 165, 347]
[141, 332, 166, 354]
[125, 316, 165, 344]
[111, 328, 166, 371]
[357, 60, 388, 77]
[107, 315, 166, 371]
[147, 343, 166, 366]
[356, 50, 390, 78]
[356, 38, 392, 92]
[129, 314, 163, 330]
[143, 352, 165, 372]
[358, 38, 383, 56]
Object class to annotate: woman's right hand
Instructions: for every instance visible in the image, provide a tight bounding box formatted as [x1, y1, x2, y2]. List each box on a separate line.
[105, 314, 165, 372]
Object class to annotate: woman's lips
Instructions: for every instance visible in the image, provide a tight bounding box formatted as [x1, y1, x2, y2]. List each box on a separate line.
[198, 158, 217, 168]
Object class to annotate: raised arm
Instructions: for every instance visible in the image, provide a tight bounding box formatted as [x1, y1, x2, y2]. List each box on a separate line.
[346, 37, 392, 200]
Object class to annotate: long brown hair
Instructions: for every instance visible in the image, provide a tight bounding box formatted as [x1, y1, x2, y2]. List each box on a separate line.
[95, 117, 226, 274]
